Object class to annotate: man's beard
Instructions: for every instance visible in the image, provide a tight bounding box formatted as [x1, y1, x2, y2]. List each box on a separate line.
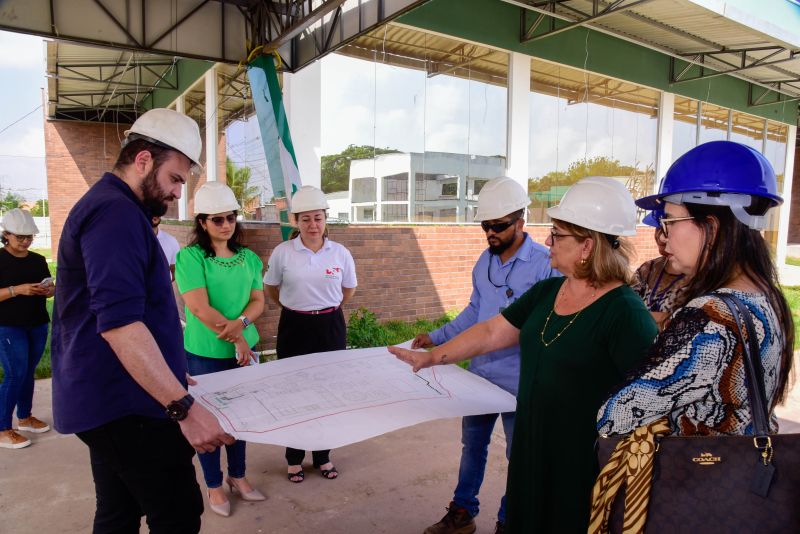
[141, 169, 173, 217]
[487, 234, 514, 255]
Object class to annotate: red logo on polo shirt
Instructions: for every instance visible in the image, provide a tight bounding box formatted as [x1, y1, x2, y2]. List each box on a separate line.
[324, 266, 342, 279]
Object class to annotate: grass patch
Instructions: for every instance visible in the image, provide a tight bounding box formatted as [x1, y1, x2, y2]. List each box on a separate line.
[347, 308, 469, 368]
[30, 247, 52, 260]
[782, 286, 800, 349]
[786, 257, 800, 267]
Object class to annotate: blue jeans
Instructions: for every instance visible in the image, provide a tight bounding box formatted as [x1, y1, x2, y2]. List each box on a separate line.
[0, 324, 49, 430]
[453, 411, 515, 524]
[186, 351, 247, 488]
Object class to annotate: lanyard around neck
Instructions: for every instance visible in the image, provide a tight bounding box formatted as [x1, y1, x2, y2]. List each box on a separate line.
[488, 254, 518, 298]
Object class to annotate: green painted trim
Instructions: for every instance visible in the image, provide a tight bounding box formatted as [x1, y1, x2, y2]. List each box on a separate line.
[399, 0, 798, 125]
[141, 59, 214, 110]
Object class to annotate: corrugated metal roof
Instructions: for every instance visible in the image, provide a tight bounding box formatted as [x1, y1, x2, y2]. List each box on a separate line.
[508, 0, 800, 102]
[46, 40, 252, 127]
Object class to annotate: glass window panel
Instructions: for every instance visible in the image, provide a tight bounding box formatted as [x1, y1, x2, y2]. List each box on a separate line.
[321, 24, 508, 223]
[730, 111, 764, 150]
[698, 101, 728, 144]
[672, 97, 698, 162]
[528, 60, 658, 223]
[381, 204, 408, 222]
[382, 172, 409, 201]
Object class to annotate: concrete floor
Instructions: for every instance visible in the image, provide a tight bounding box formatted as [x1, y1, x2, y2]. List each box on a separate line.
[3, 372, 799, 534]
[0, 379, 507, 534]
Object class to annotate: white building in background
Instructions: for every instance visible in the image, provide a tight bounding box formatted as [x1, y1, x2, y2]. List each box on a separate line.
[325, 191, 351, 222]
[348, 152, 506, 223]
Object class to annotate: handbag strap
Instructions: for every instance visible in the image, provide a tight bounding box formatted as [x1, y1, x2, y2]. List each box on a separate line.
[715, 292, 771, 438]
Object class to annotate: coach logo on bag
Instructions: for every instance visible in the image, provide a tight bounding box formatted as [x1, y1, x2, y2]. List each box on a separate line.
[692, 452, 721, 465]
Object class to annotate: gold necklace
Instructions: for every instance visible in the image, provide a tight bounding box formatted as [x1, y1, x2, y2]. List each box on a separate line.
[540, 308, 583, 347]
[540, 280, 595, 347]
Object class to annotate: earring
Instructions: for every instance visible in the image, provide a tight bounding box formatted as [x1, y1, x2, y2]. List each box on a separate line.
[580, 258, 587, 265]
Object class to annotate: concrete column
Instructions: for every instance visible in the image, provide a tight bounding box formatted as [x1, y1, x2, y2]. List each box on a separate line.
[505, 52, 531, 191]
[776, 124, 797, 267]
[655, 92, 675, 190]
[176, 95, 188, 220]
[205, 66, 218, 182]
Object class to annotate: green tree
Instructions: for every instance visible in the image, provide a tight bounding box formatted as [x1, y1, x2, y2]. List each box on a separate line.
[321, 145, 399, 193]
[528, 156, 639, 194]
[226, 158, 260, 213]
[30, 199, 49, 217]
[0, 192, 23, 213]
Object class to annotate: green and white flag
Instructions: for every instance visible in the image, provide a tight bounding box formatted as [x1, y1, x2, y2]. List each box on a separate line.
[247, 54, 301, 237]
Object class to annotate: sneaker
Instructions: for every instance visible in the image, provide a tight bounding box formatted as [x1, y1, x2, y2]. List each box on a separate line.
[494, 521, 505, 534]
[424, 502, 476, 534]
[17, 416, 50, 433]
[0, 429, 32, 449]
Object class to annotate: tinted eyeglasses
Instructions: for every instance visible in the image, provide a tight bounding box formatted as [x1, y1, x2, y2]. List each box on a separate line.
[207, 214, 237, 226]
[481, 217, 519, 233]
[548, 228, 577, 241]
[9, 233, 33, 241]
[658, 216, 694, 237]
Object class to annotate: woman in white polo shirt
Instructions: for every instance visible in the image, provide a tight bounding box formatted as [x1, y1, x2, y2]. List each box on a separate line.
[263, 185, 357, 483]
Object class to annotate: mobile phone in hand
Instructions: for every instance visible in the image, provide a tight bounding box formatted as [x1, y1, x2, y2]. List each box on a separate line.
[39, 277, 54, 288]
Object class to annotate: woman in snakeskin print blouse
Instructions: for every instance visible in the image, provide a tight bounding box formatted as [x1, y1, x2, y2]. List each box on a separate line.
[598, 141, 795, 437]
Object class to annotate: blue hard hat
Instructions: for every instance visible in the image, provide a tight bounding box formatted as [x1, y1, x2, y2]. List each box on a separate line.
[642, 209, 662, 228]
[636, 141, 782, 230]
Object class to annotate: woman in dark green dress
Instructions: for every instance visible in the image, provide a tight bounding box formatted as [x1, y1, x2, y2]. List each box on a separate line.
[390, 177, 657, 533]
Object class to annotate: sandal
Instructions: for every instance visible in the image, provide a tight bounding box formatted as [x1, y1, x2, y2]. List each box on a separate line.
[287, 469, 305, 483]
[318, 466, 338, 480]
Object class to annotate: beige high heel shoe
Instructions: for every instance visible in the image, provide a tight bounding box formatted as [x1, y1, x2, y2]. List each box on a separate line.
[226, 477, 266, 501]
[207, 488, 231, 517]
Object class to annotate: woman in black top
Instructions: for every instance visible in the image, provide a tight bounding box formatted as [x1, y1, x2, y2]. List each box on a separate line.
[0, 209, 54, 449]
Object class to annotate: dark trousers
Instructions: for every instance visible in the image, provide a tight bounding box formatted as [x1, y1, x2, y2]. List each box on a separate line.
[76, 415, 203, 534]
[276, 307, 346, 466]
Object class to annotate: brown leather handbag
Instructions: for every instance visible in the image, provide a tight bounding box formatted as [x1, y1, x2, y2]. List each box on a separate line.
[594, 293, 800, 534]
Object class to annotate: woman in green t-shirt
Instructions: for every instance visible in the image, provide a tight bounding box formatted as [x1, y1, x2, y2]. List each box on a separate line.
[390, 178, 658, 533]
[175, 182, 266, 518]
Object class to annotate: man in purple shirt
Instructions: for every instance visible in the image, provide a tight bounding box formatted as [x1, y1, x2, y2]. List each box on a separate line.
[52, 108, 234, 533]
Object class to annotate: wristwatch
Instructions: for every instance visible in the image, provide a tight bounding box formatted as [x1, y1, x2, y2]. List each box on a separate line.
[165, 394, 194, 421]
[239, 314, 251, 328]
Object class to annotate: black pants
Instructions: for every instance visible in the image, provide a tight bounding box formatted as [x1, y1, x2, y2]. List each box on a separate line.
[76, 415, 203, 534]
[276, 307, 346, 466]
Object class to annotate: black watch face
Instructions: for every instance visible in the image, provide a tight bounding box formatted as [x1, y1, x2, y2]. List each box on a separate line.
[167, 401, 188, 421]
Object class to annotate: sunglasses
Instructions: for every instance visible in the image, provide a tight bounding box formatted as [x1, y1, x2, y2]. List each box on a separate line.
[207, 214, 237, 226]
[10, 233, 34, 241]
[481, 217, 519, 233]
[659, 216, 694, 237]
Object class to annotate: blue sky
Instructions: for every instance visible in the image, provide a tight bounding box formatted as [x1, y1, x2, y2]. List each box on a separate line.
[0, 30, 47, 201]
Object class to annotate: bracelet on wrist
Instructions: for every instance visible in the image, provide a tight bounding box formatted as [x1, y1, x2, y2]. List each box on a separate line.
[8, 286, 15, 298]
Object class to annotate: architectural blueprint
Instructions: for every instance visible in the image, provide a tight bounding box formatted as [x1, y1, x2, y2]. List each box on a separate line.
[190, 344, 517, 450]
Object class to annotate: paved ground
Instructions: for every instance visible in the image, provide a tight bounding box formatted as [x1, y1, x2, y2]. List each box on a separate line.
[0, 379, 507, 534]
[2, 371, 799, 534]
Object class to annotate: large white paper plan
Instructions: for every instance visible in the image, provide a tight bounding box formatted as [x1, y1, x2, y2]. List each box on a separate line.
[189, 345, 517, 450]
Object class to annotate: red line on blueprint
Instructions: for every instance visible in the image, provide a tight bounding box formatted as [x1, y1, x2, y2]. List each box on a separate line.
[200, 363, 453, 434]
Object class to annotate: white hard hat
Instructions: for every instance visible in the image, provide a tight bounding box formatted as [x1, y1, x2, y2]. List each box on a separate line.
[290, 186, 329, 214]
[1, 208, 38, 235]
[194, 182, 240, 215]
[473, 177, 531, 221]
[123, 108, 202, 166]
[547, 177, 637, 236]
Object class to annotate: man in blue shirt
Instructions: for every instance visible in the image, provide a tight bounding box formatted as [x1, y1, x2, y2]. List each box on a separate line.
[52, 108, 234, 533]
[412, 177, 557, 534]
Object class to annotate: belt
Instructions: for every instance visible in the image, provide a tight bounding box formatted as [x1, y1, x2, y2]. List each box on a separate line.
[287, 306, 339, 315]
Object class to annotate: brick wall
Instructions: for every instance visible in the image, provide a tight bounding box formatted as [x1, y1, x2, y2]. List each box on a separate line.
[789, 146, 800, 244]
[46, 120, 227, 255]
[161, 222, 661, 349]
[45, 120, 129, 258]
